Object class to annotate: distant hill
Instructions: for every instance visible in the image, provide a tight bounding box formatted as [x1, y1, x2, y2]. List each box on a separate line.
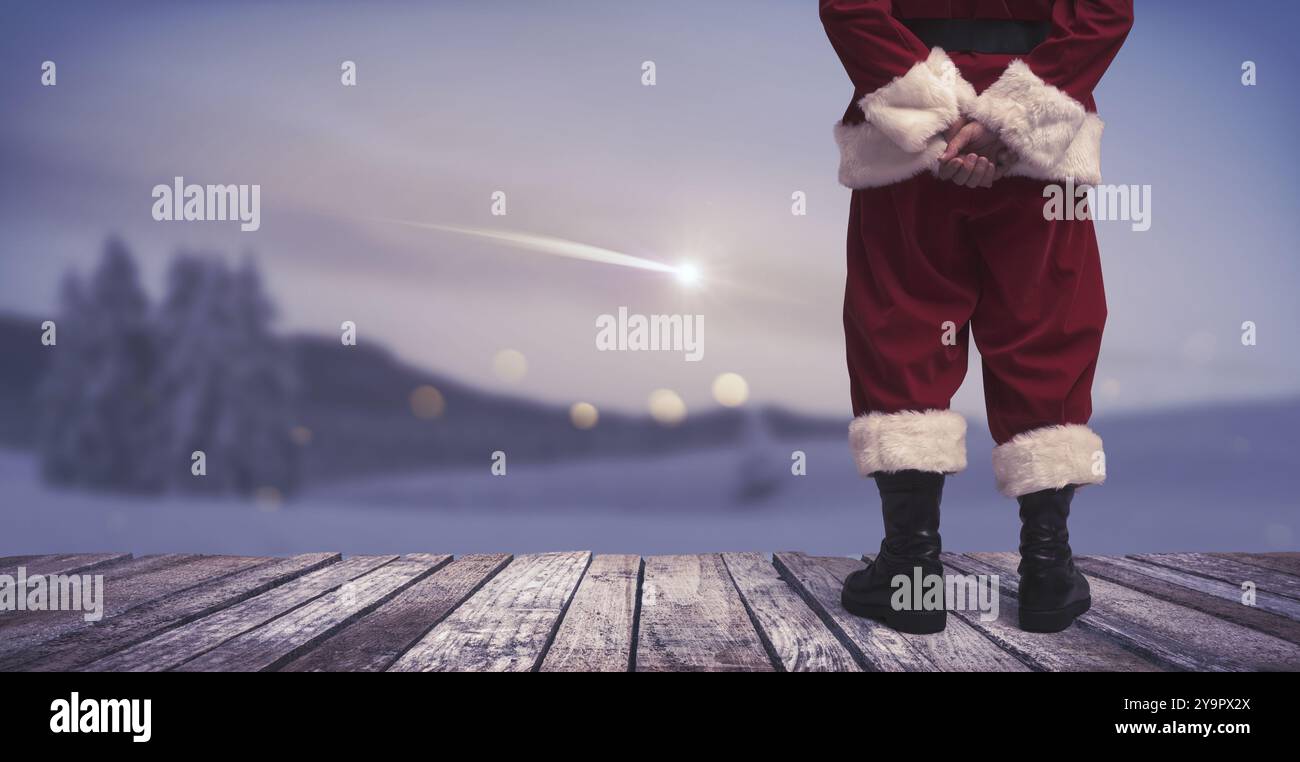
[0, 313, 49, 446]
[0, 312, 844, 483]
[7, 310, 1297, 488]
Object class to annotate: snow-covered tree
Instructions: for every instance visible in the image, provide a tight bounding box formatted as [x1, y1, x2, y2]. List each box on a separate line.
[149, 254, 298, 495]
[217, 256, 298, 495]
[39, 241, 300, 498]
[36, 238, 157, 491]
[148, 253, 226, 492]
[37, 271, 91, 484]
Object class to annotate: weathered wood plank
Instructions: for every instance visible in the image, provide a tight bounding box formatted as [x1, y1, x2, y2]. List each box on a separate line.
[0, 555, 41, 568]
[0, 554, 223, 658]
[1213, 552, 1300, 578]
[1134, 553, 1300, 602]
[774, 552, 933, 671]
[176, 554, 449, 672]
[282, 553, 511, 672]
[1079, 555, 1300, 634]
[2, 553, 340, 671]
[84, 555, 397, 671]
[540, 554, 642, 672]
[634, 554, 775, 672]
[0, 554, 184, 622]
[971, 552, 1300, 671]
[389, 552, 591, 672]
[842, 554, 1030, 671]
[940, 553, 1165, 672]
[1, 553, 132, 577]
[719, 552, 861, 672]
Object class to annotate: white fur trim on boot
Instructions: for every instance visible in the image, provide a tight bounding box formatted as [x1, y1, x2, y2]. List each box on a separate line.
[849, 409, 967, 476]
[991, 424, 1106, 498]
[967, 60, 1104, 185]
[835, 48, 975, 189]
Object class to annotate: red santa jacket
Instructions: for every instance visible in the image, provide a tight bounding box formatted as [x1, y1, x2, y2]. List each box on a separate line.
[822, 0, 1133, 187]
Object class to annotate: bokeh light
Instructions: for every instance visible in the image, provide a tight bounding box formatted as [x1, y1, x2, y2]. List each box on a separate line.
[712, 372, 749, 407]
[254, 486, 283, 512]
[493, 349, 528, 383]
[570, 401, 599, 429]
[409, 385, 446, 419]
[648, 388, 687, 426]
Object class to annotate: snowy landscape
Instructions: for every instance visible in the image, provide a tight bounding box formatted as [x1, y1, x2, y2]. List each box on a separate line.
[1, 241, 1296, 558]
[2, 402, 1296, 557]
[2, 1, 1299, 563]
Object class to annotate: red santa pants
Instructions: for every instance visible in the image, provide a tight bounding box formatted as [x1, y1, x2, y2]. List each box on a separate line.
[845, 173, 1107, 496]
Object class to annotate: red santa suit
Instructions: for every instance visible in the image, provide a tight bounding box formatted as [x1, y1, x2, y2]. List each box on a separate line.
[822, 1, 1133, 496]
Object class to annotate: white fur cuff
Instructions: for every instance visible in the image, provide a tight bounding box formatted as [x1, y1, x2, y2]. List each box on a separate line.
[849, 409, 967, 476]
[859, 48, 976, 153]
[967, 60, 1104, 185]
[991, 424, 1106, 498]
[836, 48, 975, 189]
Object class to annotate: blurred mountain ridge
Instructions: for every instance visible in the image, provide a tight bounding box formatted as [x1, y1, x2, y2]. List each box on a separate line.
[0, 309, 846, 485]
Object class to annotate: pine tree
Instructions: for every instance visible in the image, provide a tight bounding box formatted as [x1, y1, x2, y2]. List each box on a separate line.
[218, 257, 298, 495]
[36, 272, 91, 484]
[150, 254, 299, 496]
[149, 253, 228, 493]
[37, 238, 157, 491]
[40, 241, 300, 498]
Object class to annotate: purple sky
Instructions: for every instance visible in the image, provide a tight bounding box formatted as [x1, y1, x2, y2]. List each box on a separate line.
[2, 0, 1298, 424]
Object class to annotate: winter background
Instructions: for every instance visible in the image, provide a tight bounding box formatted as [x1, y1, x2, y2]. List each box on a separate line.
[0, 1, 1297, 557]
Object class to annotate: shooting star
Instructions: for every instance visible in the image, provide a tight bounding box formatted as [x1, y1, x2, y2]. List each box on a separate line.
[367, 217, 700, 282]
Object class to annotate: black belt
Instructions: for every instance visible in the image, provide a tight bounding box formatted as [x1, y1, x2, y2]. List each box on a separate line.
[902, 18, 1050, 55]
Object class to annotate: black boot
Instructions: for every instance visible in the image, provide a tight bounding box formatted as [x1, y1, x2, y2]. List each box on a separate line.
[1017, 486, 1091, 632]
[841, 470, 946, 634]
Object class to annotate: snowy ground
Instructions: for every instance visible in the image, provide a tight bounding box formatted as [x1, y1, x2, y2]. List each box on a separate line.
[0, 439, 1294, 557]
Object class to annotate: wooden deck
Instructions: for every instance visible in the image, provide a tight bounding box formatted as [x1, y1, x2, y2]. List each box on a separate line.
[2, 551, 1298, 671]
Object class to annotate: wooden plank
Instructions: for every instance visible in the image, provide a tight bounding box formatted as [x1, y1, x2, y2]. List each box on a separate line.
[389, 552, 591, 672]
[176, 554, 450, 672]
[719, 552, 861, 672]
[1213, 552, 1300, 578]
[1079, 555, 1300, 634]
[2, 553, 132, 577]
[971, 552, 1300, 671]
[841, 554, 1029, 671]
[2, 553, 340, 671]
[84, 555, 397, 671]
[1, 554, 61, 574]
[282, 554, 511, 672]
[939, 554, 1165, 672]
[539, 555, 641, 672]
[634, 554, 775, 672]
[0, 555, 41, 568]
[1133, 553, 1300, 602]
[0, 554, 183, 619]
[0, 554, 214, 658]
[775, 552, 934, 672]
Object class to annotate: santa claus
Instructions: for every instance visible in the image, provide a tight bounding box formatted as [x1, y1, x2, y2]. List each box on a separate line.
[822, 0, 1133, 634]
